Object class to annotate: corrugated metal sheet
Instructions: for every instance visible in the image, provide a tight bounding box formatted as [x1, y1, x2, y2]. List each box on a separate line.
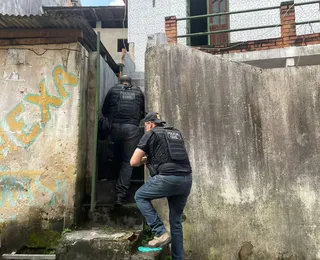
[0, 14, 119, 73]
[43, 6, 128, 28]
[0, 0, 69, 16]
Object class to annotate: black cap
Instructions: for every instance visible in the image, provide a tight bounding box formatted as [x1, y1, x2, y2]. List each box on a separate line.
[144, 112, 166, 124]
[119, 75, 131, 84]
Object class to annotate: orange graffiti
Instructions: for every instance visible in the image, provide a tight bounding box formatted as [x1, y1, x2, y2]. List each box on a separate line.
[24, 80, 63, 125]
[0, 125, 17, 159]
[5, 103, 41, 148]
[53, 66, 79, 99]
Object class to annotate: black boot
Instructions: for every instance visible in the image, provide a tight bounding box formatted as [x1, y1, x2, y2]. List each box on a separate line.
[115, 194, 126, 207]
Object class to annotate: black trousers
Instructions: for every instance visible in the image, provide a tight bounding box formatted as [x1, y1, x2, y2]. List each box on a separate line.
[111, 123, 140, 198]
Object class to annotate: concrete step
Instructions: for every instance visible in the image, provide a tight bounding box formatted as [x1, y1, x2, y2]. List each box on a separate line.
[56, 228, 171, 260]
[56, 229, 139, 260]
[82, 203, 143, 230]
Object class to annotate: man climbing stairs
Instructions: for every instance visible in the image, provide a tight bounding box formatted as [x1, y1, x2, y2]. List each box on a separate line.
[55, 133, 171, 260]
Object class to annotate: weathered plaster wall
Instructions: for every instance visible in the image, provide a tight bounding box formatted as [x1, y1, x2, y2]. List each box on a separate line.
[123, 52, 136, 77]
[146, 44, 320, 259]
[86, 52, 118, 195]
[0, 43, 88, 252]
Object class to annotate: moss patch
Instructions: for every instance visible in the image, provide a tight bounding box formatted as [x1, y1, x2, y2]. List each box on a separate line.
[26, 230, 61, 249]
[140, 225, 154, 246]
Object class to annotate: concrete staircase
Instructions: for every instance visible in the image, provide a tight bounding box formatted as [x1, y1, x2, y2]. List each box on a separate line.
[56, 227, 170, 260]
[56, 170, 169, 258]
[55, 125, 170, 259]
[56, 201, 170, 260]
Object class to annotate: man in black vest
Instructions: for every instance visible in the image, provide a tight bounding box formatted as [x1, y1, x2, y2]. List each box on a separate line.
[130, 112, 192, 260]
[102, 75, 145, 206]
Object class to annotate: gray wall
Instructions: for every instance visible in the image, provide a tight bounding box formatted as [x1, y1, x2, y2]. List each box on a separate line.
[0, 42, 87, 253]
[86, 52, 118, 195]
[123, 52, 135, 77]
[146, 44, 320, 259]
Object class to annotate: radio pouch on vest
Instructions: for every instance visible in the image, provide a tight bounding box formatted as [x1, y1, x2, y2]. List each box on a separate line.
[164, 128, 188, 161]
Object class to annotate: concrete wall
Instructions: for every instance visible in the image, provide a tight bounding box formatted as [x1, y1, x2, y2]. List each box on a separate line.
[86, 52, 118, 195]
[0, 43, 88, 252]
[146, 44, 320, 259]
[94, 28, 128, 63]
[123, 52, 135, 77]
[128, 0, 186, 72]
[220, 44, 320, 69]
[0, 0, 71, 15]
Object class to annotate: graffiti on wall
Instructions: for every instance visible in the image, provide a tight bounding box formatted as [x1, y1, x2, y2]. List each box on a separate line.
[0, 170, 69, 208]
[0, 65, 79, 221]
[0, 65, 79, 158]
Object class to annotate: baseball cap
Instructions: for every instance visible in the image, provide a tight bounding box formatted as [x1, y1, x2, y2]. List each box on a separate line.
[144, 112, 166, 124]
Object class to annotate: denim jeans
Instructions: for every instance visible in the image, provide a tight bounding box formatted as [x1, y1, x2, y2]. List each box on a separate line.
[111, 123, 140, 198]
[135, 174, 192, 260]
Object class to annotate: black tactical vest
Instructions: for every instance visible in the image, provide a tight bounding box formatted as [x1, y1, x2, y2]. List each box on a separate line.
[109, 84, 144, 125]
[147, 127, 190, 176]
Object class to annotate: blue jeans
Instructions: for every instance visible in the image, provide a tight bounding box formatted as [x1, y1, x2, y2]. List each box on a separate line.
[135, 174, 192, 260]
[111, 123, 140, 198]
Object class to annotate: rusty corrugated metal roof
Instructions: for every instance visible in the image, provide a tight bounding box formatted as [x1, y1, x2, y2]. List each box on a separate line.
[43, 6, 127, 28]
[0, 14, 119, 73]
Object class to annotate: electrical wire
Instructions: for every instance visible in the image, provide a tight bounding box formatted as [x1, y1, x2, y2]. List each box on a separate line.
[122, 1, 128, 52]
[298, 5, 316, 34]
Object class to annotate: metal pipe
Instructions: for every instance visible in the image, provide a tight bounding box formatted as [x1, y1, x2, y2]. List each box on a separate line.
[176, 0, 320, 21]
[90, 32, 101, 212]
[177, 19, 320, 38]
[177, 24, 280, 38]
[295, 19, 320, 26]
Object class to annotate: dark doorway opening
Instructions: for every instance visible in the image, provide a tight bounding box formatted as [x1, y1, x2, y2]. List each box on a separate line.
[189, 0, 208, 46]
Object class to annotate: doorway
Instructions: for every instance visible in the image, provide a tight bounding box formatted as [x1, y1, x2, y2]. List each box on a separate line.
[208, 0, 229, 45]
[189, 0, 208, 46]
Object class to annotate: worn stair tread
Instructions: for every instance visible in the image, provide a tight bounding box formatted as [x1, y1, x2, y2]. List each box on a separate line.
[56, 228, 142, 260]
[62, 229, 137, 242]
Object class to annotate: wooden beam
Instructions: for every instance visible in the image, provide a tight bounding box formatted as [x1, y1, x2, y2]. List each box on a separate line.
[0, 37, 80, 46]
[0, 29, 83, 39]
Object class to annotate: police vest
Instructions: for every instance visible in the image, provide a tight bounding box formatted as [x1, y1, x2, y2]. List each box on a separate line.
[147, 127, 190, 176]
[110, 84, 144, 124]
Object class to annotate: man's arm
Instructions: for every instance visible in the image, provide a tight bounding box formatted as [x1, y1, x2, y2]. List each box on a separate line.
[130, 149, 148, 167]
[131, 130, 152, 166]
